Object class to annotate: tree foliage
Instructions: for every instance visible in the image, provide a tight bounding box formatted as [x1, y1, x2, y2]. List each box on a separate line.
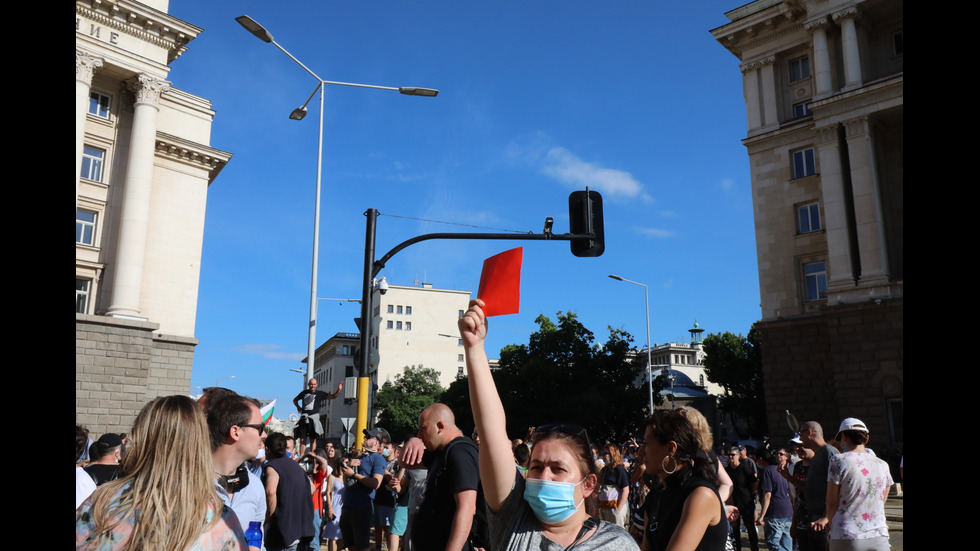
[374, 365, 444, 443]
[701, 325, 766, 438]
[442, 312, 653, 445]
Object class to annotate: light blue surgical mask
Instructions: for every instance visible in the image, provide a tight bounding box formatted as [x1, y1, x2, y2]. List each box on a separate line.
[382, 448, 391, 458]
[523, 477, 587, 523]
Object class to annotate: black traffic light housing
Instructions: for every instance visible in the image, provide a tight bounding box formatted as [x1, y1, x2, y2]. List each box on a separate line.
[568, 189, 604, 257]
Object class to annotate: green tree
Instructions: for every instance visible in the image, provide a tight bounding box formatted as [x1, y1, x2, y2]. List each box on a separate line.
[374, 365, 444, 442]
[442, 312, 654, 444]
[701, 325, 766, 438]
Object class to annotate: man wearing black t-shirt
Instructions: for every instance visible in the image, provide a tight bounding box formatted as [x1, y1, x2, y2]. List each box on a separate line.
[404, 403, 481, 551]
[726, 446, 759, 551]
[292, 378, 342, 455]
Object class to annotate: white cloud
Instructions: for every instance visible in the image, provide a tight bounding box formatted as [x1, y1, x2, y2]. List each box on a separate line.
[634, 227, 674, 238]
[541, 147, 650, 201]
[237, 344, 305, 361]
[504, 134, 652, 202]
[720, 178, 736, 191]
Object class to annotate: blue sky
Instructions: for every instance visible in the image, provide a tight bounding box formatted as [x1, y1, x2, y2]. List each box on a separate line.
[172, 1, 760, 409]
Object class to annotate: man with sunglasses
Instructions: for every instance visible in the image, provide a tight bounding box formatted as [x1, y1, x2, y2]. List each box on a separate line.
[206, 393, 268, 551]
[757, 449, 793, 551]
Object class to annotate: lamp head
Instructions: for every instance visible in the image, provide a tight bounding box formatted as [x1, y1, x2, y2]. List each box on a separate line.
[289, 107, 308, 120]
[398, 87, 439, 97]
[235, 15, 274, 43]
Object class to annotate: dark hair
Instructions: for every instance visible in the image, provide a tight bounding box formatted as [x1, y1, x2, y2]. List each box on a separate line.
[199, 387, 239, 412]
[840, 430, 869, 446]
[266, 432, 288, 459]
[514, 443, 530, 466]
[645, 410, 717, 485]
[90, 440, 121, 461]
[206, 394, 261, 451]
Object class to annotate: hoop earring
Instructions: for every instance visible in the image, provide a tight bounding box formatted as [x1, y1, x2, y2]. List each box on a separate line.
[662, 455, 678, 475]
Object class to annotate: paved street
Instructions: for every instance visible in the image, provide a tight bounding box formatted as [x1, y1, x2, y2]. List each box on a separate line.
[735, 493, 904, 551]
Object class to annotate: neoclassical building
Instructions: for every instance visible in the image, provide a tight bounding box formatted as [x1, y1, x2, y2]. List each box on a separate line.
[712, 0, 902, 446]
[311, 282, 471, 443]
[76, 0, 231, 436]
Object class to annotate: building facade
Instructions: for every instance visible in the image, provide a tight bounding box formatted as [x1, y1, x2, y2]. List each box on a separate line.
[76, 0, 231, 436]
[712, 0, 902, 445]
[313, 282, 471, 442]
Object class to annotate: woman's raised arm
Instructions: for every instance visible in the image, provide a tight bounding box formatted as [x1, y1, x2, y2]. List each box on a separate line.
[460, 299, 515, 511]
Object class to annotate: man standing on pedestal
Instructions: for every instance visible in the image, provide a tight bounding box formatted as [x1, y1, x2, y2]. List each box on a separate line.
[293, 378, 343, 456]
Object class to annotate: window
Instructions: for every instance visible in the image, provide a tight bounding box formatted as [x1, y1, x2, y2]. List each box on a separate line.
[797, 203, 821, 234]
[342, 345, 350, 355]
[89, 92, 110, 118]
[81, 146, 105, 182]
[76, 278, 91, 314]
[396, 305, 403, 314]
[793, 102, 812, 118]
[405, 322, 412, 331]
[458, 354, 464, 362]
[789, 56, 811, 82]
[803, 262, 828, 301]
[893, 30, 903, 56]
[396, 321, 403, 330]
[406, 306, 412, 315]
[458, 339, 463, 346]
[387, 305, 394, 313]
[76, 209, 97, 245]
[458, 310, 465, 317]
[792, 148, 815, 179]
[386, 320, 394, 329]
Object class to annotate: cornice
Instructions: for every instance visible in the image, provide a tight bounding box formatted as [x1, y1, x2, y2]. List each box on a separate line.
[155, 132, 233, 184]
[75, 0, 202, 63]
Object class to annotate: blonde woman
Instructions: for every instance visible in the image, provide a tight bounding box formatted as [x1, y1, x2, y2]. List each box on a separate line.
[76, 395, 247, 551]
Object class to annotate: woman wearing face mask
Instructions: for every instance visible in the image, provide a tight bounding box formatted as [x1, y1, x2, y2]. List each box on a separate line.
[459, 299, 638, 550]
[642, 409, 728, 551]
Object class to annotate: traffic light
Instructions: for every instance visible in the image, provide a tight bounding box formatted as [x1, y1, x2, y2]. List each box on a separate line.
[568, 189, 604, 257]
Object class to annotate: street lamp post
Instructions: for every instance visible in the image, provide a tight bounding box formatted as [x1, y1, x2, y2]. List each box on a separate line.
[609, 275, 655, 413]
[235, 16, 438, 386]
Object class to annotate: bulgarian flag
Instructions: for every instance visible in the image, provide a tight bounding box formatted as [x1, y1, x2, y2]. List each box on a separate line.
[260, 400, 276, 426]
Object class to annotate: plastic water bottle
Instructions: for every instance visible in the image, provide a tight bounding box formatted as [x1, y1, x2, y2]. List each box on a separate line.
[245, 521, 262, 549]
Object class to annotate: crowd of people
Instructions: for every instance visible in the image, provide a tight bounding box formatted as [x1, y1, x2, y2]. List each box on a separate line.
[76, 299, 899, 551]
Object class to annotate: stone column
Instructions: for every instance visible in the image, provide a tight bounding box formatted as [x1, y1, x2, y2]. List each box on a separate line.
[758, 56, 778, 130]
[76, 49, 102, 203]
[741, 55, 776, 132]
[815, 125, 854, 296]
[843, 116, 890, 286]
[834, 6, 863, 90]
[106, 74, 171, 320]
[805, 18, 833, 97]
[740, 62, 762, 131]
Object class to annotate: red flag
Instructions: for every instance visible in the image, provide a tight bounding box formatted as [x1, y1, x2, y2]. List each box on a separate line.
[477, 247, 523, 317]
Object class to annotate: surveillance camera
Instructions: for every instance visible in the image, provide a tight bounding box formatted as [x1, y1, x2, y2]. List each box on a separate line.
[543, 217, 554, 236]
[377, 277, 389, 295]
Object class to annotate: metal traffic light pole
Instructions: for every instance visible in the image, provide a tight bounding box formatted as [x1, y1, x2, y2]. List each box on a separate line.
[352, 189, 603, 449]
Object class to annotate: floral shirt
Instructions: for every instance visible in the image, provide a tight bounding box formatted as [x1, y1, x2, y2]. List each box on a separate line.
[827, 451, 893, 540]
[76, 484, 248, 550]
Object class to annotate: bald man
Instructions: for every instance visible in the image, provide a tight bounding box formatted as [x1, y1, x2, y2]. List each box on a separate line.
[404, 403, 482, 551]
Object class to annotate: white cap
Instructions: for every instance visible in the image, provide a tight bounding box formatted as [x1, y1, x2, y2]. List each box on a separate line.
[836, 417, 868, 440]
